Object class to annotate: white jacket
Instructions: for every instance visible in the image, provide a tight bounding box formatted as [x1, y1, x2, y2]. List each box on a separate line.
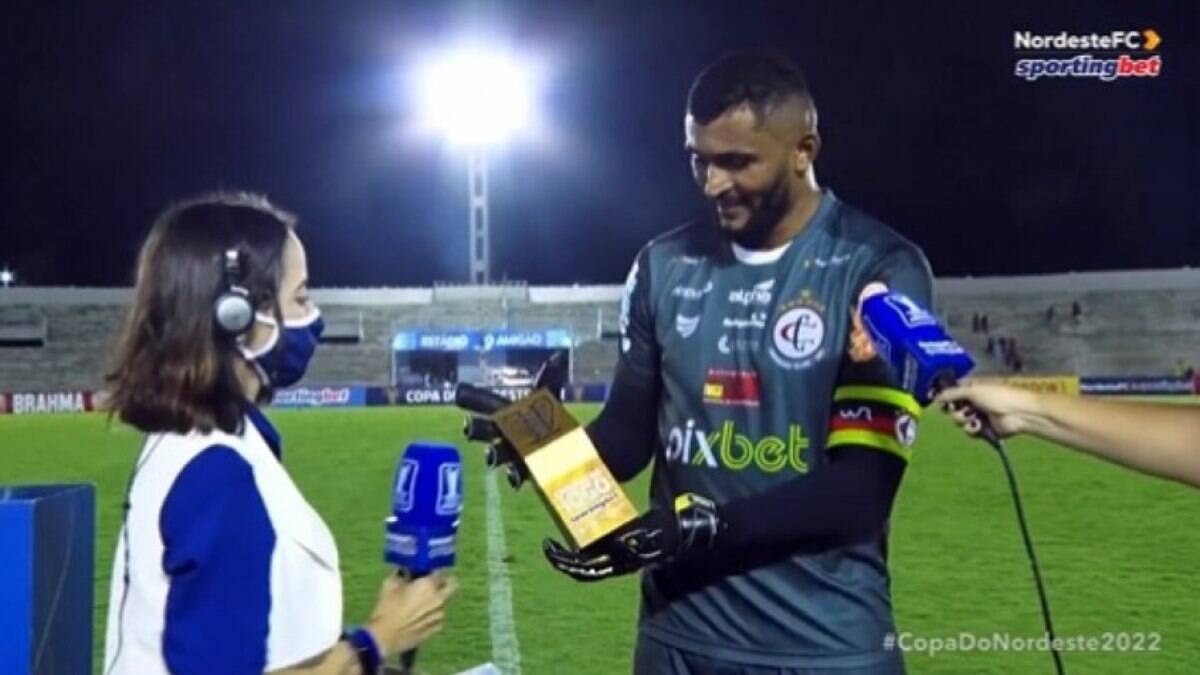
[103, 412, 342, 674]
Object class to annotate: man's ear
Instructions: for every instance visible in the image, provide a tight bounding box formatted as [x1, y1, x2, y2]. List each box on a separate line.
[793, 132, 820, 174]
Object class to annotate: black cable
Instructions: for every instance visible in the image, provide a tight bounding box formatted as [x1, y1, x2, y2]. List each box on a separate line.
[979, 432, 1066, 675]
[936, 370, 1065, 675]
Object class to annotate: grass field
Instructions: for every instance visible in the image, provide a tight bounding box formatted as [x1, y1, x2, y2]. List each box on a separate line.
[3, 404, 1199, 674]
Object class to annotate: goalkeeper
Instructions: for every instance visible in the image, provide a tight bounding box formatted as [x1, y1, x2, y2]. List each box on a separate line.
[474, 51, 934, 674]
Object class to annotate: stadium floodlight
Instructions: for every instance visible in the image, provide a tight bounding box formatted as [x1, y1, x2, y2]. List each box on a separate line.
[414, 45, 540, 285]
[0, 266, 14, 288]
[414, 47, 535, 148]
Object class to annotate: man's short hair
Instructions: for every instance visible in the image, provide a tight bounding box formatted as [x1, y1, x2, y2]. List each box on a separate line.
[687, 50, 813, 126]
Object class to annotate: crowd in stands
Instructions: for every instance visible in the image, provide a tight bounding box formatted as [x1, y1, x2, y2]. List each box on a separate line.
[968, 299, 1095, 374]
[971, 312, 1023, 373]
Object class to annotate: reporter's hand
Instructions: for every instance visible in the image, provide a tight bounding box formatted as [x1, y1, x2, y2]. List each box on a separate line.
[935, 381, 1037, 438]
[365, 572, 459, 656]
[543, 493, 721, 582]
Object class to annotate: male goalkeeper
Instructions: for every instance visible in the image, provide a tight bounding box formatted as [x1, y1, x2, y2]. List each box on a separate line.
[480, 51, 933, 674]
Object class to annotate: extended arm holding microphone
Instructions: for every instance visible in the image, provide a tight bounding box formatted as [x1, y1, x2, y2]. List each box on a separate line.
[862, 282, 1068, 675]
[937, 382, 1200, 489]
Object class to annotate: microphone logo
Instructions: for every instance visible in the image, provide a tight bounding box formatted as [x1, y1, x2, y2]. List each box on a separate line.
[395, 459, 419, 513]
[883, 294, 938, 329]
[437, 463, 464, 516]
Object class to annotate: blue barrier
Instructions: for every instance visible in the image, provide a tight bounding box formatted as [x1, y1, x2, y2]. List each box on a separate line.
[0, 484, 95, 675]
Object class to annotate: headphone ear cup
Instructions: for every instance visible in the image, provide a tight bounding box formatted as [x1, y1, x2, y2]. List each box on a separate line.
[214, 287, 255, 335]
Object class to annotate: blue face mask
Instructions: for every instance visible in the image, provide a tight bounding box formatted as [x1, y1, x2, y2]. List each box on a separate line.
[240, 310, 324, 389]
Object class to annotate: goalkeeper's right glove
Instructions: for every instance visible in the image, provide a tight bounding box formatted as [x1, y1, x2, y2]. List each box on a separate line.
[463, 414, 529, 489]
[461, 352, 567, 489]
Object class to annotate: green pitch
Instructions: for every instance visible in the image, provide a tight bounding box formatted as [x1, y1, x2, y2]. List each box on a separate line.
[3, 405, 1198, 674]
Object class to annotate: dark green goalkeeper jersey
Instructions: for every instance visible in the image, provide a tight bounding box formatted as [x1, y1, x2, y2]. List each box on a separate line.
[616, 190, 934, 668]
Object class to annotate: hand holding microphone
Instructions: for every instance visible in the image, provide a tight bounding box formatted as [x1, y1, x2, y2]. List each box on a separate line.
[381, 442, 464, 674]
[856, 282, 1003, 449]
[365, 573, 458, 655]
[934, 380, 1038, 439]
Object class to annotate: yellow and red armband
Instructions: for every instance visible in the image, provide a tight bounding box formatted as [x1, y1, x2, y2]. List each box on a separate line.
[827, 385, 922, 462]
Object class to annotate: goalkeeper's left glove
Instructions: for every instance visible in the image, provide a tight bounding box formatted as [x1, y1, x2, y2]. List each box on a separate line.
[542, 493, 723, 582]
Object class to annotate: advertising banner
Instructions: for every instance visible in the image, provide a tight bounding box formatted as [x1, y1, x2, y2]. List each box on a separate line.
[272, 386, 367, 408]
[1079, 376, 1194, 396]
[0, 391, 95, 415]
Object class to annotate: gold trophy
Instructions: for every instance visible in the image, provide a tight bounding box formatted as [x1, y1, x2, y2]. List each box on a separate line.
[456, 379, 638, 550]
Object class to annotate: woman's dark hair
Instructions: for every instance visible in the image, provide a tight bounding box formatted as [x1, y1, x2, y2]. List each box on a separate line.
[106, 192, 296, 434]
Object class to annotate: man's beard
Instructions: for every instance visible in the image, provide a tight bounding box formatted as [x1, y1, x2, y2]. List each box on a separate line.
[714, 177, 792, 249]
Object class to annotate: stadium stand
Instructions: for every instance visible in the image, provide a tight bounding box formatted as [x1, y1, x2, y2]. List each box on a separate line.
[2, 269, 1198, 393]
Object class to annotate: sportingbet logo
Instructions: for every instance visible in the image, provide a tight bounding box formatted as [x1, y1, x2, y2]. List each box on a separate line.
[664, 419, 811, 473]
[1013, 29, 1162, 82]
[884, 294, 937, 329]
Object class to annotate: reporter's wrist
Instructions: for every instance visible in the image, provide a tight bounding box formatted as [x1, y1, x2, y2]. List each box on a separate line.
[1010, 390, 1051, 434]
[342, 625, 383, 674]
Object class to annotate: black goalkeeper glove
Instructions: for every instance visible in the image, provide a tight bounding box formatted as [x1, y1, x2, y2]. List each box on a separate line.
[461, 353, 568, 489]
[542, 493, 724, 582]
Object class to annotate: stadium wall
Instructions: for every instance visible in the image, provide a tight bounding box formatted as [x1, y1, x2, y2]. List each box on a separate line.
[1, 269, 1198, 393]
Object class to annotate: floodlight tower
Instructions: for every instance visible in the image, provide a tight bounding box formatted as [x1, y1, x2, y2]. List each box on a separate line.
[416, 46, 535, 284]
[0, 267, 14, 288]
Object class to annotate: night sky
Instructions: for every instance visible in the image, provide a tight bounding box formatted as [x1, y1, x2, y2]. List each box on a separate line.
[1, 1, 1196, 287]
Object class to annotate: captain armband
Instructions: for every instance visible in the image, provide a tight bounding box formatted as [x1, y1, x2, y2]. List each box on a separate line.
[827, 385, 922, 463]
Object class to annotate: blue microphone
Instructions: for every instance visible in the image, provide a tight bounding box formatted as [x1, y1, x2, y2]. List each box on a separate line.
[858, 283, 1000, 447]
[858, 282, 976, 405]
[384, 442, 463, 673]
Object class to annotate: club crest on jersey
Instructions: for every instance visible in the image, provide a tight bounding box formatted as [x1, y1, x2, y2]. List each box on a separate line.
[769, 292, 827, 370]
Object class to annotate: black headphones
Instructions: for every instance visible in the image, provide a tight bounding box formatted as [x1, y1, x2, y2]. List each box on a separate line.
[213, 248, 255, 335]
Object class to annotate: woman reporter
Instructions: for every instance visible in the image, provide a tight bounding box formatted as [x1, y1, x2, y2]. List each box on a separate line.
[103, 193, 456, 674]
[937, 381, 1200, 489]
